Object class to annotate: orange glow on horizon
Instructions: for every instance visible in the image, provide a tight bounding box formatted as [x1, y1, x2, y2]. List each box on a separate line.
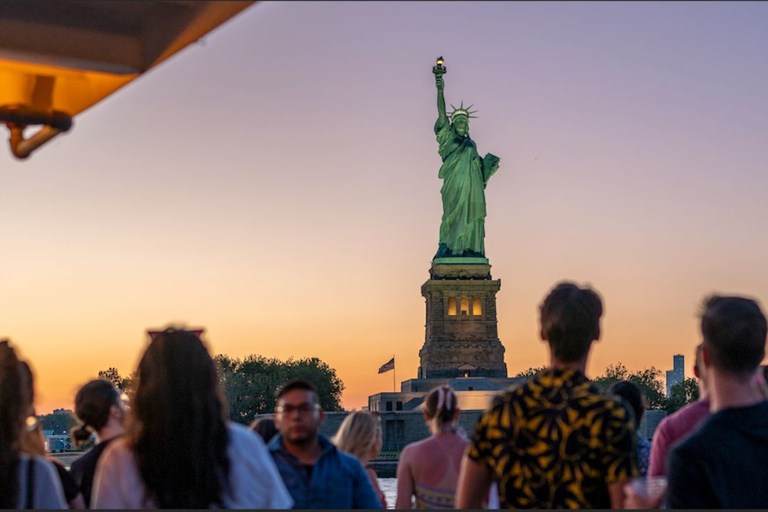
[2, 2, 768, 416]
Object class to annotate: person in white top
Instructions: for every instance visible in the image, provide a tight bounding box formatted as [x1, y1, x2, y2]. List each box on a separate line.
[0, 340, 67, 509]
[91, 328, 292, 509]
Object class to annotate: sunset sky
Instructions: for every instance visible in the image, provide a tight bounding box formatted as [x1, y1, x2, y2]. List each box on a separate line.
[2, 2, 768, 414]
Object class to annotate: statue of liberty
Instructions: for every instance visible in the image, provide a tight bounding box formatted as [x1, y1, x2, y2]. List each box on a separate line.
[432, 57, 499, 260]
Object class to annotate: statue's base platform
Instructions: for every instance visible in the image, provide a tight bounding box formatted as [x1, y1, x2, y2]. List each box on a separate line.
[430, 260, 491, 280]
[367, 376, 522, 419]
[433, 256, 489, 264]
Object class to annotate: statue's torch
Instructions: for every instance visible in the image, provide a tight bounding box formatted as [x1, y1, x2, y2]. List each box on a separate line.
[432, 56, 446, 78]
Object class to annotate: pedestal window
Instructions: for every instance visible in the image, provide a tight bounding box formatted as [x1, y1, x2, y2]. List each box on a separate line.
[460, 296, 470, 316]
[448, 296, 483, 317]
[473, 296, 483, 316]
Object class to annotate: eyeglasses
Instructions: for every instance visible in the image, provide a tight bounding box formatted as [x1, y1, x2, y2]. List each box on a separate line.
[275, 403, 321, 415]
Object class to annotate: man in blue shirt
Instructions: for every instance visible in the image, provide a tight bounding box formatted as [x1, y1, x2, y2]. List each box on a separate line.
[269, 379, 382, 509]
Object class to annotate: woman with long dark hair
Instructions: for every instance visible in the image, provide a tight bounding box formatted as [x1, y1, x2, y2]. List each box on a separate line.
[91, 328, 292, 509]
[68, 379, 126, 507]
[0, 340, 66, 509]
[19, 361, 84, 509]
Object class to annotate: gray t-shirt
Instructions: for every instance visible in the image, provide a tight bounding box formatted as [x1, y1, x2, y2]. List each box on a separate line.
[17, 454, 67, 509]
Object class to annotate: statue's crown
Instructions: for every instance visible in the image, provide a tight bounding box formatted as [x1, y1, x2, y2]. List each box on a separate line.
[450, 101, 478, 120]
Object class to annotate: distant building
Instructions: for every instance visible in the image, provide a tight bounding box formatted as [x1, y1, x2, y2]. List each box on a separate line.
[46, 434, 73, 453]
[51, 408, 73, 415]
[666, 354, 685, 396]
[365, 259, 522, 453]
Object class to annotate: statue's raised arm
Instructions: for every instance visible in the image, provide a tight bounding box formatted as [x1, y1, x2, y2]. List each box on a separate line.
[430, 57, 500, 261]
[433, 56, 448, 129]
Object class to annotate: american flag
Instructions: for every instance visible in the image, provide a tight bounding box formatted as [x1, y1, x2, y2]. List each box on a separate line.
[377, 357, 395, 374]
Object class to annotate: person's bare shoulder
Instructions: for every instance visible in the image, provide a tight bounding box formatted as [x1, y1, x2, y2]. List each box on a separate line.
[400, 436, 436, 460]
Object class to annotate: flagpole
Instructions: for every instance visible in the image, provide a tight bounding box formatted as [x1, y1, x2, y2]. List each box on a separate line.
[393, 355, 396, 393]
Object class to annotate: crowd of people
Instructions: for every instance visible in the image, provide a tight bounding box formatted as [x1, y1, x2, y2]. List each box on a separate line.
[1, 281, 766, 509]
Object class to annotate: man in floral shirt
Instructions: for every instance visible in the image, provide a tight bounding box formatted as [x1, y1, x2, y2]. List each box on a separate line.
[457, 282, 637, 509]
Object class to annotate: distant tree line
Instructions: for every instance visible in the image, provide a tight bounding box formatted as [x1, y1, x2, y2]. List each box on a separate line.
[38, 411, 78, 436]
[215, 355, 344, 423]
[97, 367, 135, 392]
[97, 355, 345, 425]
[512, 362, 699, 414]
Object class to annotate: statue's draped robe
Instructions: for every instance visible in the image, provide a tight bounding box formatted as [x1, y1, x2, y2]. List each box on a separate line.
[435, 120, 496, 256]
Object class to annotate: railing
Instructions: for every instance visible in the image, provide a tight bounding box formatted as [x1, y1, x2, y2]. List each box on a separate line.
[376, 451, 400, 461]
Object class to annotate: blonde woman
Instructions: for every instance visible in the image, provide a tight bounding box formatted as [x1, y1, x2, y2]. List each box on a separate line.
[396, 386, 466, 509]
[334, 411, 387, 508]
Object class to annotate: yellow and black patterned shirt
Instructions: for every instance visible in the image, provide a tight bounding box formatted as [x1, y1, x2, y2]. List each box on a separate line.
[468, 368, 638, 509]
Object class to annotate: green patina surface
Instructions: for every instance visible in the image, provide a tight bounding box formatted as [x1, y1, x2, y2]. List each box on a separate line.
[433, 256, 489, 265]
[431, 57, 499, 261]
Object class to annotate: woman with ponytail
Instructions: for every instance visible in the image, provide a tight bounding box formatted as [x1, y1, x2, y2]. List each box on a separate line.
[68, 379, 125, 507]
[0, 340, 66, 508]
[395, 385, 467, 509]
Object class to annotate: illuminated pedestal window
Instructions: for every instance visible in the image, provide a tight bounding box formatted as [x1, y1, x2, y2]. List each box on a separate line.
[473, 297, 483, 316]
[448, 296, 483, 317]
[460, 297, 470, 316]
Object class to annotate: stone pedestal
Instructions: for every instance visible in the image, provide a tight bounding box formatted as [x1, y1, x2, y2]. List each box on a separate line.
[418, 261, 507, 379]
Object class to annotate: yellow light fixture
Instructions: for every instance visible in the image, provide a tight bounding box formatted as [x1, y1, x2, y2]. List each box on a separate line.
[0, 1, 255, 160]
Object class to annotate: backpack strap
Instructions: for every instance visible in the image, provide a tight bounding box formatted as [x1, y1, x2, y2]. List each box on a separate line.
[25, 457, 35, 509]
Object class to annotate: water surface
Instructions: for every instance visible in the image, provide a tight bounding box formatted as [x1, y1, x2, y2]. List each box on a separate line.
[379, 478, 397, 509]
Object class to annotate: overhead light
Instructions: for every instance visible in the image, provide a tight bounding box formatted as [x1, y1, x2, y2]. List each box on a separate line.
[0, 1, 255, 160]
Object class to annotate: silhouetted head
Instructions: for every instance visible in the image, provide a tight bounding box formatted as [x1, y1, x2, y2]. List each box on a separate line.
[333, 411, 382, 462]
[539, 282, 603, 363]
[72, 379, 123, 446]
[609, 380, 646, 428]
[423, 385, 459, 435]
[17, 361, 48, 458]
[275, 379, 324, 446]
[17, 360, 34, 416]
[250, 417, 278, 444]
[700, 295, 767, 378]
[132, 327, 230, 508]
[0, 340, 29, 508]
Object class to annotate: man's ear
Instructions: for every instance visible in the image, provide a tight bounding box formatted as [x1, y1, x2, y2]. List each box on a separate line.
[540, 327, 546, 341]
[594, 325, 601, 342]
[701, 345, 711, 368]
